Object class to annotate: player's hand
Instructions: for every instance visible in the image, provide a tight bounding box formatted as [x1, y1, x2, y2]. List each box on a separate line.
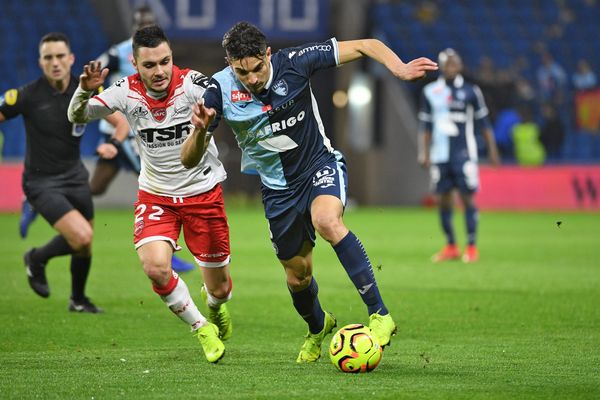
[393, 57, 438, 81]
[191, 99, 216, 131]
[96, 143, 118, 159]
[80, 60, 109, 91]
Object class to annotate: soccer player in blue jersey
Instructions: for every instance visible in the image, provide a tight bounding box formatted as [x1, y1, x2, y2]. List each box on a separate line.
[93, 6, 194, 273]
[418, 48, 500, 263]
[181, 21, 438, 363]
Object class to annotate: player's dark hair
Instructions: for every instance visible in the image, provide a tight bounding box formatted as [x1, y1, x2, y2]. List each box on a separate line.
[39, 32, 71, 51]
[222, 21, 267, 60]
[132, 25, 169, 57]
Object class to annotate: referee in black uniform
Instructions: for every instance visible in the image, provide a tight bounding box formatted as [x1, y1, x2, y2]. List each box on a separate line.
[0, 32, 128, 312]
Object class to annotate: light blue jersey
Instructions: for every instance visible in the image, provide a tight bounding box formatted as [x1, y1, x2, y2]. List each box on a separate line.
[203, 39, 341, 191]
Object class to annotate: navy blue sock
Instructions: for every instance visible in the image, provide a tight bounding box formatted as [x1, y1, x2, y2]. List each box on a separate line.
[440, 208, 455, 244]
[289, 277, 325, 334]
[333, 231, 388, 316]
[70, 255, 91, 301]
[465, 206, 478, 245]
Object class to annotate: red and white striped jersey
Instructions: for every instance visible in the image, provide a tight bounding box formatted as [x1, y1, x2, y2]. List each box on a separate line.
[90, 65, 226, 197]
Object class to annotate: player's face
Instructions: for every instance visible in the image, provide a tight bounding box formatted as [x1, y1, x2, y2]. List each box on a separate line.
[38, 41, 74, 83]
[133, 42, 173, 93]
[442, 56, 462, 79]
[229, 47, 272, 95]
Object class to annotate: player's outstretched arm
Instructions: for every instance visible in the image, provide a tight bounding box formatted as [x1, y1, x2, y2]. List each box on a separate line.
[181, 99, 216, 169]
[338, 39, 438, 81]
[68, 61, 111, 124]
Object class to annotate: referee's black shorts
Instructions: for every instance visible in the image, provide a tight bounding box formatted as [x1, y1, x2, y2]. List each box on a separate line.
[23, 166, 94, 225]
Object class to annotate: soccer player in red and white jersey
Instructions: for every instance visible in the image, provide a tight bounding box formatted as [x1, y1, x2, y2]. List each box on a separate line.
[68, 26, 231, 363]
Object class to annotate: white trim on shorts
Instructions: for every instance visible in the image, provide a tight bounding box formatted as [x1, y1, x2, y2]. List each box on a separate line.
[335, 159, 347, 206]
[134, 235, 182, 251]
[194, 255, 231, 268]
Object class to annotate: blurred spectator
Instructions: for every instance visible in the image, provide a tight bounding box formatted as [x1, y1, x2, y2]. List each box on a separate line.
[415, 0, 439, 24]
[539, 102, 565, 160]
[536, 51, 567, 107]
[512, 106, 545, 166]
[572, 59, 597, 91]
[493, 108, 520, 160]
[475, 56, 496, 86]
[515, 76, 536, 108]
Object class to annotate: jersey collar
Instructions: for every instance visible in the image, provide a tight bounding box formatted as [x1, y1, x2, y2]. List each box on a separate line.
[439, 74, 464, 88]
[263, 61, 275, 90]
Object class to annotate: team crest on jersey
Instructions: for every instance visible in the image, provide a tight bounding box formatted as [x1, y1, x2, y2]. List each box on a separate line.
[231, 90, 252, 102]
[272, 79, 288, 96]
[151, 107, 167, 122]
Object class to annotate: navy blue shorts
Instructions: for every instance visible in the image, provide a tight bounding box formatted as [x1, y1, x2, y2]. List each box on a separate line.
[262, 158, 348, 260]
[430, 160, 479, 194]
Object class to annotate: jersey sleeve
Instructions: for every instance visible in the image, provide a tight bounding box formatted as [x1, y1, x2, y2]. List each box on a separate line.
[202, 77, 224, 132]
[92, 78, 128, 115]
[472, 84, 492, 131]
[287, 38, 340, 78]
[418, 90, 433, 133]
[184, 70, 210, 102]
[0, 85, 29, 120]
[68, 78, 127, 123]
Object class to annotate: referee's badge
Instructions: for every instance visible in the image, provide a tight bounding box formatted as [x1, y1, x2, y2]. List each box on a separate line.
[3, 89, 18, 106]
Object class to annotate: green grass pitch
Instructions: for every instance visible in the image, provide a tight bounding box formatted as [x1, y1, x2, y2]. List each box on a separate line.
[1, 205, 599, 399]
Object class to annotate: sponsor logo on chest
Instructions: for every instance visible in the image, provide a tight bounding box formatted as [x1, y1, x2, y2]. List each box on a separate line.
[231, 90, 252, 103]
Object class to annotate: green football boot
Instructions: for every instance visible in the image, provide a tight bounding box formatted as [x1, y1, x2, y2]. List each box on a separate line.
[296, 311, 337, 363]
[369, 312, 397, 347]
[201, 286, 233, 340]
[194, 322, 225, 363]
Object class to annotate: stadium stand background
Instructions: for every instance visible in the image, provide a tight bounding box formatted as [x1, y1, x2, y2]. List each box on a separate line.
[372, 0, 600, 162]
[0, 0, 109, 159]
[1, 0, 599, 208]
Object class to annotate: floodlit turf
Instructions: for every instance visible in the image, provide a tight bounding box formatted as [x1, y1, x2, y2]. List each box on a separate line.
[1, 205, 599, 399]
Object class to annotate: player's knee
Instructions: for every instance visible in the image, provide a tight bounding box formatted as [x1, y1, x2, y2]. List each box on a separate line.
[209, 283, 230, 300]
[142, 259, 170, 284]
[70, 229, 93, 254]
[313, 215, 344, 242]
[287, 273, 311, 291]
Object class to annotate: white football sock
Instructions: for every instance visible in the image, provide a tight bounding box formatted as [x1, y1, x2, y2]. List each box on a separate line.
[160, 276, 207, 331]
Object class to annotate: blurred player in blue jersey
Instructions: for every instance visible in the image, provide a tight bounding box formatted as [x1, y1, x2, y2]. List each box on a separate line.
[418, 48, 500, 263]
[93, 6, 194, 273]
[181, 21, 438, 363]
